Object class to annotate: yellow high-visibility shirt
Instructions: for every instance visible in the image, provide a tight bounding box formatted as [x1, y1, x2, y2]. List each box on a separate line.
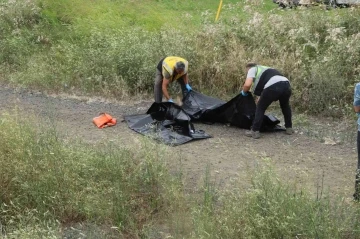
[162, 56, 188, 82]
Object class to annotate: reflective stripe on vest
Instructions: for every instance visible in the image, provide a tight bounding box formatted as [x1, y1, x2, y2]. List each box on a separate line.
[255, 65, 270, 83]
[162, 56, 188, 81]
[253, 65, 270, 91]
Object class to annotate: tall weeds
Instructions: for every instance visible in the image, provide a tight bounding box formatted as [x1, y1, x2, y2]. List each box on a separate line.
[1, 111, 360, 237]
[0, 112, 182, 237]
[190, 161, 360, 239]
[1, 0, 360, 115]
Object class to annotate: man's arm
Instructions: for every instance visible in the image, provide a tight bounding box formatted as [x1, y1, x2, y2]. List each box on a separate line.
[183, 73, 189, 84]
[162, 78, 171, 100]
[242, 77, 253, 93]
[242, 67, 256, 93]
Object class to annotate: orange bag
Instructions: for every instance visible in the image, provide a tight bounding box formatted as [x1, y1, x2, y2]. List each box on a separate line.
[93, 113, 117, 128]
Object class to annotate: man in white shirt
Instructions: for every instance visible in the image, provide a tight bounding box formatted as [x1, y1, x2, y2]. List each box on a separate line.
[240, 62, 293, 139]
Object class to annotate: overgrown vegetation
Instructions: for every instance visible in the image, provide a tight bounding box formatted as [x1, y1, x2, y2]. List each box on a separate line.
[1, 0, 360, 116]
[1, 1, 360, 237]
[191, 162, 360, 238]
[0, 112, 183, 238]
[1, 112, 360, 238]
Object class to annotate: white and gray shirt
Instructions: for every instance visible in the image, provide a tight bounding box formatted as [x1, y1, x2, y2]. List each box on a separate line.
[247, 67, 289, 91]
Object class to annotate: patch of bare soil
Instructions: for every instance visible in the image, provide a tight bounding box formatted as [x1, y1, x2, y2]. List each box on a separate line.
[0, 85, 357, 199]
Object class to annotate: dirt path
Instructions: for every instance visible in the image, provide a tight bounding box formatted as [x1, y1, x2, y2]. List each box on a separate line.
[0, 85, 357, 199]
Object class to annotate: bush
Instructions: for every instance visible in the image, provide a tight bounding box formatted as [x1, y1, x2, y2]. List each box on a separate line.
[0, 0, 42, 68]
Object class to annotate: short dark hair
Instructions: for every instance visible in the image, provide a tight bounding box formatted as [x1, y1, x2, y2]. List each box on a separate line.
[246, 62, 257, 68]
[175, 61, 185, 70]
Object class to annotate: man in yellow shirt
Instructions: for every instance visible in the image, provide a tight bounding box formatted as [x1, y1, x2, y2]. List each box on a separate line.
[154, 56, 192, 103]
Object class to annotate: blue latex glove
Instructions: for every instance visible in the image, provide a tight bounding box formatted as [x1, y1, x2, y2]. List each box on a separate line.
[185, 83, 192, 92]
[241, 90, 248, 96]
[168, 98, 174, 103]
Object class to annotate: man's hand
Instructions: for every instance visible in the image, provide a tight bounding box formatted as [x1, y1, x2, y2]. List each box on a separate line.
[185, 83, 192, 92]
[240, 90, 248, 96]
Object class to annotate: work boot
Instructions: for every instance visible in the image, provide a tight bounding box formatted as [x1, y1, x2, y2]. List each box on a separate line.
[245, 130, 261, 139]
[285, 128, 294, 135]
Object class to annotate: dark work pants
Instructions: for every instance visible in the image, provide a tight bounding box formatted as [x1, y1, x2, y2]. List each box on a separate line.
[252, 81, 292, 132]
[354, 131, 360, 200]
[154, 69, 187, 103]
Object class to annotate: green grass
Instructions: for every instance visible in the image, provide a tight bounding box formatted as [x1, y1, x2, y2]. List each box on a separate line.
[0, 111, 183, 237]
[2, 1, 360, 237]
[1, 0, 360, 116]
[190, 161, 360, 239]
[1, 111, 360, 238]
[38, 0, 250, 32]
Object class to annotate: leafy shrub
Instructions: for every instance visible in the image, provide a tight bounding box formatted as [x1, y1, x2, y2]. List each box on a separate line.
[1, 0, 360, 115]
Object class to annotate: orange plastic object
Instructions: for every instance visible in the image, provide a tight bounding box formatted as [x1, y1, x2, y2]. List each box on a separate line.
[93, 113, 117, 128]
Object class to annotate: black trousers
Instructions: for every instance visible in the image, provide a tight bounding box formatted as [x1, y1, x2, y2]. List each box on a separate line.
[252, 81, 292, 132]
[355, 131, 360, 200]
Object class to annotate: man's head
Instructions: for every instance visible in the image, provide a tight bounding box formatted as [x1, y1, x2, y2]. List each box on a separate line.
[246, 62, 257, 72]
[175, 61, 186, 74]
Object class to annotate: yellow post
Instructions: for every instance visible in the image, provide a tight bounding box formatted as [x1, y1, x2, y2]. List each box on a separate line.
[215, 0, 223, 22]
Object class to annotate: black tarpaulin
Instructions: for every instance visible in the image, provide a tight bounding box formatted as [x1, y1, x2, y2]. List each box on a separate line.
[181, 91, 226, 120]
[124, 102, 211, 146]
[181, 91, 282, 132]
[124, 91, 284, 146]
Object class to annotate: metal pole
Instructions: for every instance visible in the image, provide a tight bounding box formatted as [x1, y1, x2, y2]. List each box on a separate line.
[215, 0, 223, 22]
